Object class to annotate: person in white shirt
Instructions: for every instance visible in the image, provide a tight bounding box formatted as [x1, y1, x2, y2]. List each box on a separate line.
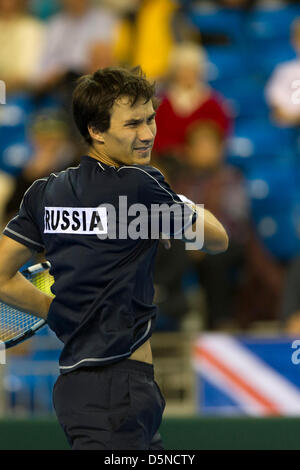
[35, 0, 118, 90]
[265, 18, 300, 127]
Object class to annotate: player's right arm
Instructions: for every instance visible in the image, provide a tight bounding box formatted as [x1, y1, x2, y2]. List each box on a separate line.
[119, 165, 229, 254]
[0, 179, 52, 319]
[0, 236, 52, 320]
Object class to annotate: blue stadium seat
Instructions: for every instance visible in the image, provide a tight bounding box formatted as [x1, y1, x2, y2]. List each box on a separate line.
[2, 92, 34, 115]
[251, 39, 296, 79]
[226, 118, 296, 170]
[6, 359, 59, 414]
[186, 6, 245, 44]
[0, 93, 35, 176]
[246, 4, 300, 43]
[253, 210, 300, 261]
[0, 141, 32, 177]
[0, 93, 64, 177]
[205, 46, 250, 83]
[0, 106, 28, 150]
[212, 76, 269, 119]
[245, 161, 300, 260]
[293, 163, 300, 192]
[246, 163, 298, 214]
[26, 374, 57, 413]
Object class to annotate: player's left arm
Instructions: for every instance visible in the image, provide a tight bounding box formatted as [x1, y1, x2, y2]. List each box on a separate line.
[0, 236, 52, 320]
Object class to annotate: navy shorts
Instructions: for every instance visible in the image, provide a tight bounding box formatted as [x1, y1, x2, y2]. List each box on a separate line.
[52, 359, 165, 450]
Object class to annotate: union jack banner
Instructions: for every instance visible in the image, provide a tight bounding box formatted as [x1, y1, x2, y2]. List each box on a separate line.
[193, 334, 300, 416]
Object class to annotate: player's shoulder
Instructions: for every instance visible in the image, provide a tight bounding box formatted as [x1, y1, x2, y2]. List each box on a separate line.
[23, 176, 49, 199]
[44, 165, 80, 185]
[24, 165, 80, 195]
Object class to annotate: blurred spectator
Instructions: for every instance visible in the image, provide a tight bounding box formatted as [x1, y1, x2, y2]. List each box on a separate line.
[175, 120, 287, 329]
[34, 0, 118, 92]
[153, 42, 232, 160]
[109, 0, 180, 79]
[238, 228, 287, 328]
[5, 109, 78, 222]
[170, 120, 248, 330]
[129, 0, 178, 80]
[24, 110, 76, 178]
[0, 0, 45, 92]
[265, 17, 300, 127]
[280, 254, 300, 335]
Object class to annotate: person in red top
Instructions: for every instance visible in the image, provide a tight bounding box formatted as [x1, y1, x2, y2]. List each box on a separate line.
[153, 42, 232, 159]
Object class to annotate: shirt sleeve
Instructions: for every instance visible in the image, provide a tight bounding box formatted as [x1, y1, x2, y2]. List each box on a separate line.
[3, 181, 45, 253]
[123, 165, 198, 239]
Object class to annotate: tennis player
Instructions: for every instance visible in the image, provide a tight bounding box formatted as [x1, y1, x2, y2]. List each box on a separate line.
[0, 66, 228, 450]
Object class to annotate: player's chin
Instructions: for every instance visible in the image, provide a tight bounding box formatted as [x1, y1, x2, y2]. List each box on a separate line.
[133, 149, 151, 165]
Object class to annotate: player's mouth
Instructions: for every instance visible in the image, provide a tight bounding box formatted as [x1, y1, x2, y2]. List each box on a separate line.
[134, 146, 151, 153]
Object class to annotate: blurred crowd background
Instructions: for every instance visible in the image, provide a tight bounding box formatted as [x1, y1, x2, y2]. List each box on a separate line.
[1, 0, 300, 416]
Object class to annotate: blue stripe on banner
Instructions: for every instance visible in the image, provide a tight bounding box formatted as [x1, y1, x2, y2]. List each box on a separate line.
[196, 375, 243, 416]
[195, 336, 300, 415]
[238, 337, 300, 390]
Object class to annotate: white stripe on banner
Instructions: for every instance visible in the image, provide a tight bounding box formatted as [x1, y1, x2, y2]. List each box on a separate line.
[194, 334, 300, 416]
[194, 356, 268, 416]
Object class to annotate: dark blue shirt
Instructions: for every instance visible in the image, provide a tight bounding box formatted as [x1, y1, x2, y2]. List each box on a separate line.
[3, 156, 196, 373]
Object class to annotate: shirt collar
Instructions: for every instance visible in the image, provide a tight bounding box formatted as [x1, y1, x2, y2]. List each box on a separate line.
[80, 155, 118, 170]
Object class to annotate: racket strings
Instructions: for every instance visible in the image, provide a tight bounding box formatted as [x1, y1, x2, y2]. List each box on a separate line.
[0, 269, 54, 343]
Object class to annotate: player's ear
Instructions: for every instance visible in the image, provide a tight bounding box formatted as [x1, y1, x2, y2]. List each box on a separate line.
[88, 125, 105, 144]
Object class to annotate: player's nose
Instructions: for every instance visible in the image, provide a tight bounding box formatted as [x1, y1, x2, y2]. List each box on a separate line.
[138, 123, 155, 143]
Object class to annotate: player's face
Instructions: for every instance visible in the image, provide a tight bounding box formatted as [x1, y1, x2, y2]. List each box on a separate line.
[102, 96, 157, 166]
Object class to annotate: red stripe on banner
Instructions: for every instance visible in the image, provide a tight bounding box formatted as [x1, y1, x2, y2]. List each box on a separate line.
[194, 344, 281, 416]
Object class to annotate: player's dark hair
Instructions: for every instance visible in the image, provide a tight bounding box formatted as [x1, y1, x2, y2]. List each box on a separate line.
[72, 66, 157, 145]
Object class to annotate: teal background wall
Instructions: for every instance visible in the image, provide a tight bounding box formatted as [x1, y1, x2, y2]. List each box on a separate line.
[0, 417, 299, 450]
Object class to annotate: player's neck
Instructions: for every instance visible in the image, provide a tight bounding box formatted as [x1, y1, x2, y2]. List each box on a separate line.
[88, 146, 120, 168]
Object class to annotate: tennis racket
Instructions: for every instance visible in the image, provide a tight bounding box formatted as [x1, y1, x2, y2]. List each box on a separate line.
[0, 261, 54, 349]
